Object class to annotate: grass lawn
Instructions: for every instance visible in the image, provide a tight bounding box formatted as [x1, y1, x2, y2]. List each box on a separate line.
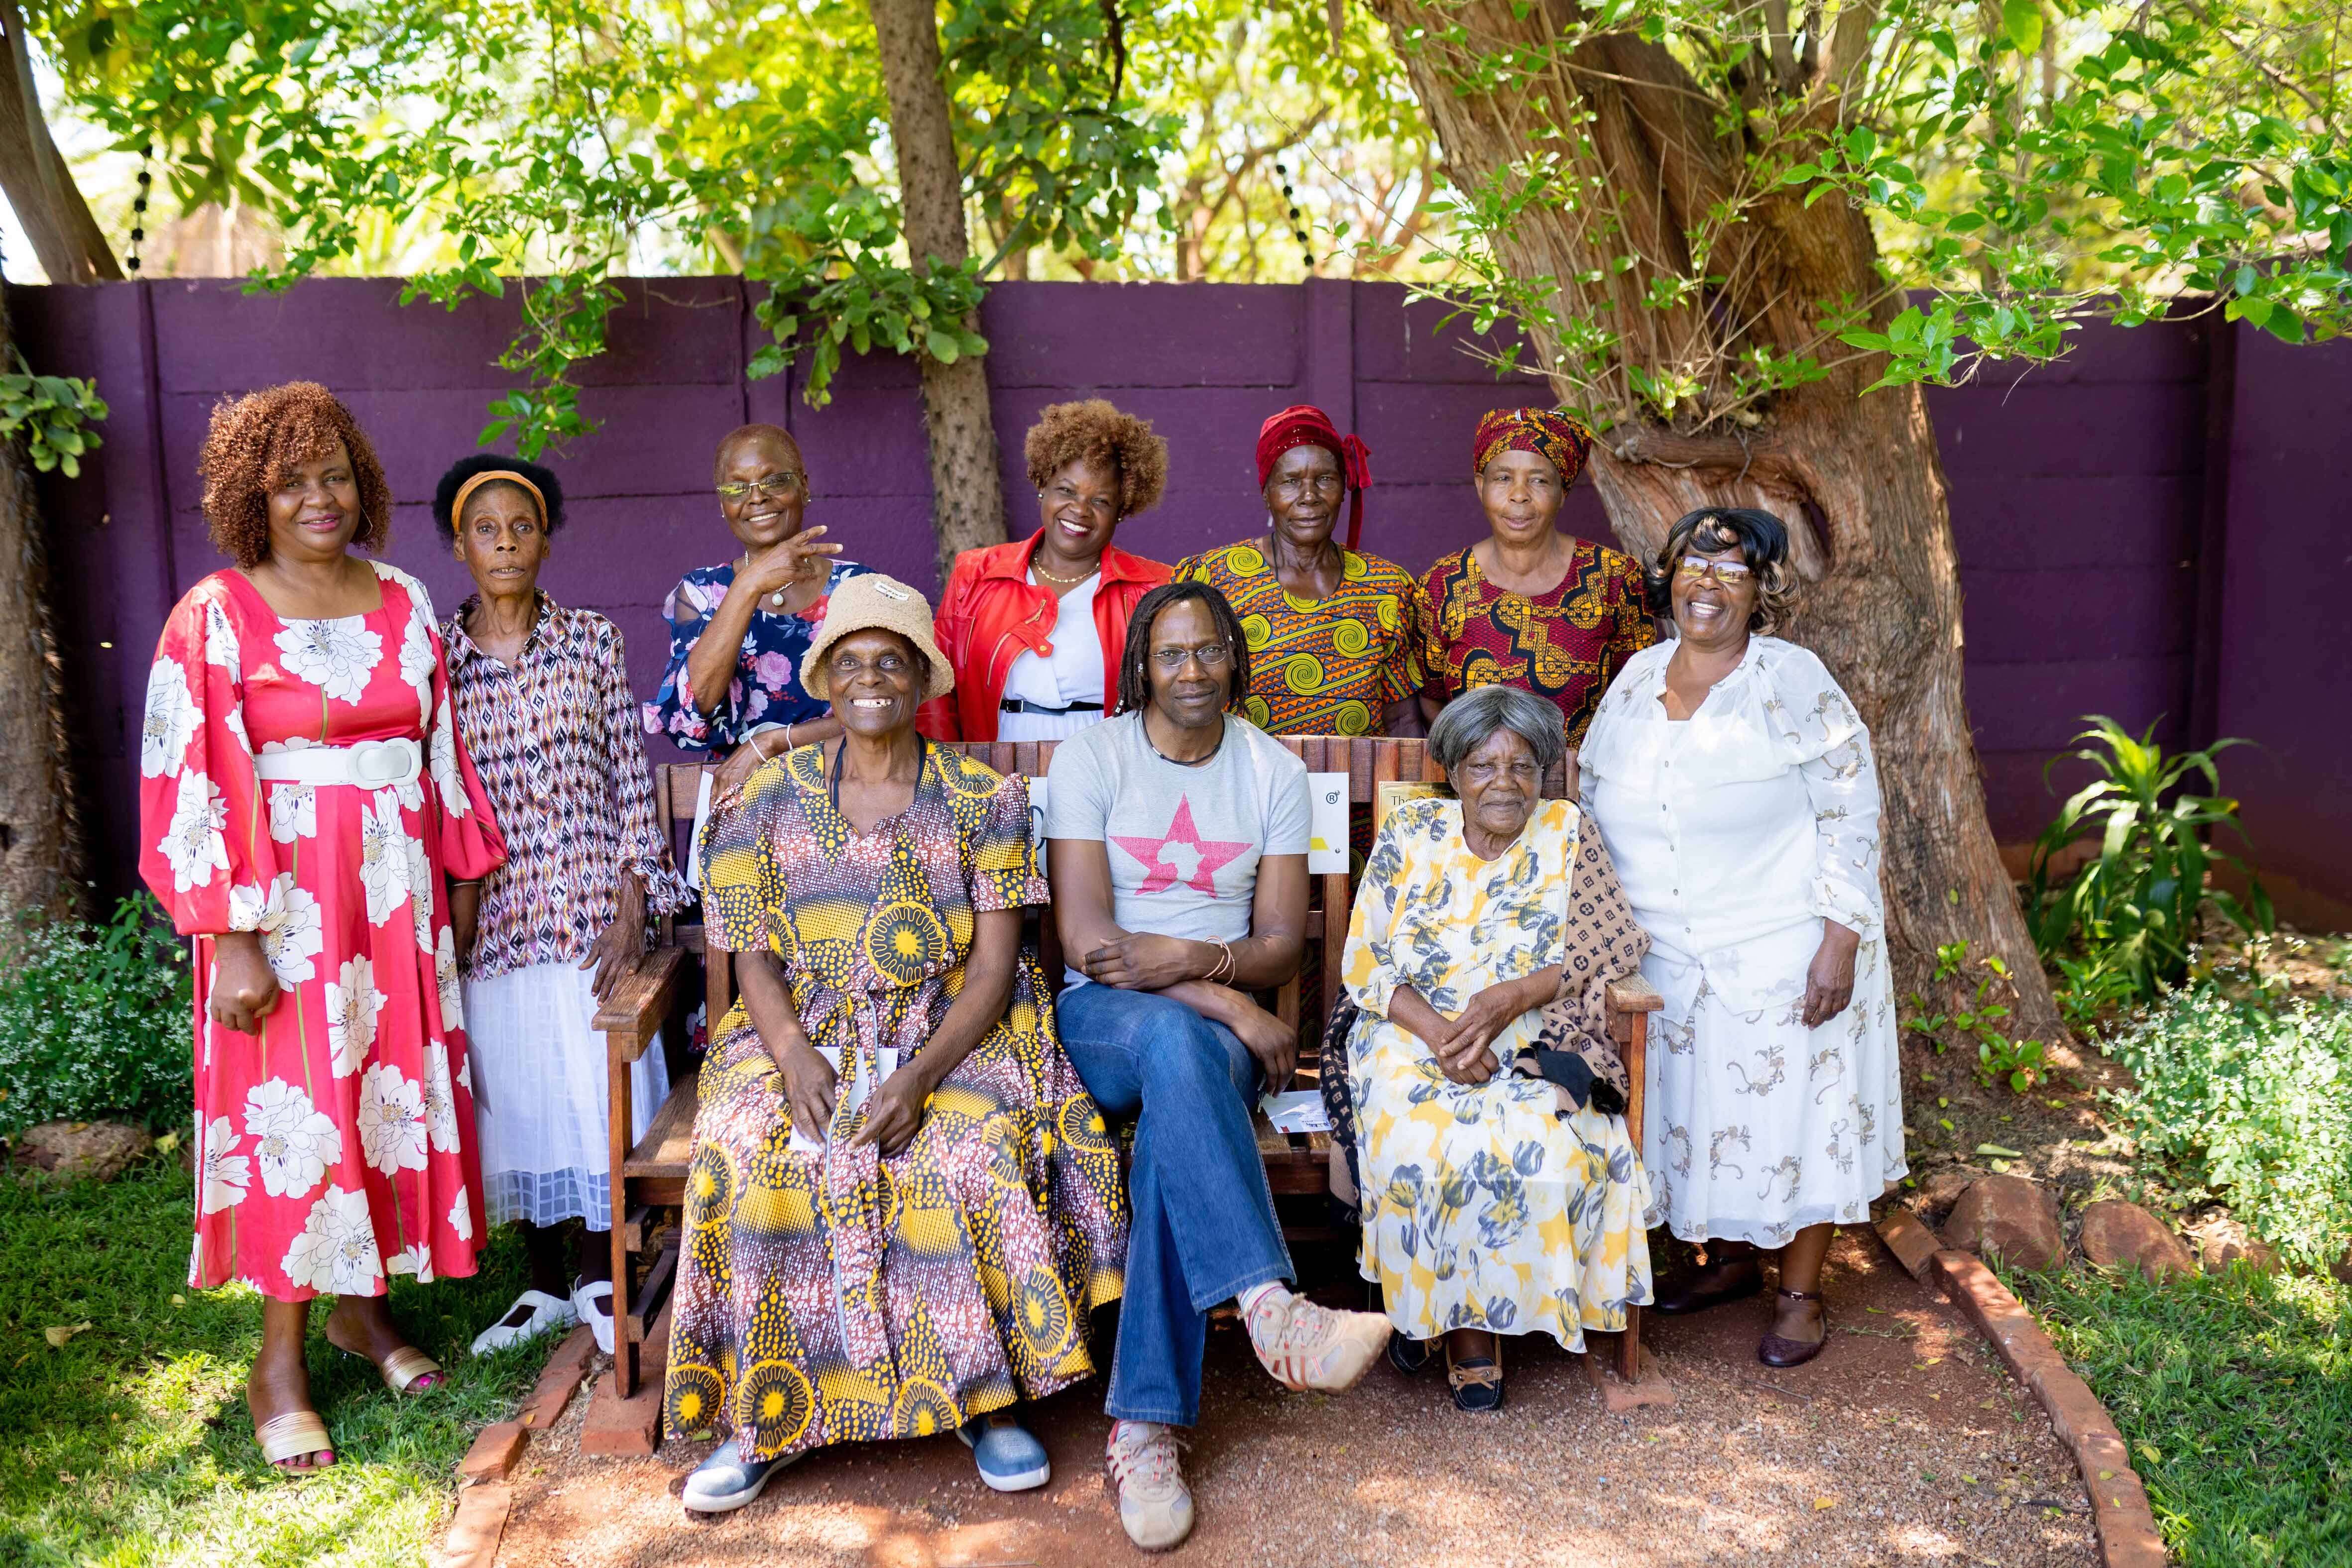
[0, 1155, 555, 1567]
[2010, 1260, 2352, 1568]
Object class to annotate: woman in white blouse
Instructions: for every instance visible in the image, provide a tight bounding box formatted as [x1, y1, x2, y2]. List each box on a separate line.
[1578, 507, 1903, 1367]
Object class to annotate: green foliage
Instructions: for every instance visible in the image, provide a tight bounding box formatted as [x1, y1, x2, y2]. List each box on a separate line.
[1382, 0, 2347, 433]
[29, 0, 1171, 454]
[0, 351, 108, 478]
[0, 896, 192, 1140]
[2098, 987, 2352, 1270]
[0, 1160, 555, 1565]
[2007, 1259, 2351, 1565]
[1902, 939, 2048, 1093]
[2027, 715, 2272, 1002]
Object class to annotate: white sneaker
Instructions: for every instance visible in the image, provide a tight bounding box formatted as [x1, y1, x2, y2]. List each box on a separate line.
[470, 1289, 577, 1357]
[1105, 1421, 1193, 1551]
[1242, 1287, 1390, 1393]
[573, 1278, 617, 1355]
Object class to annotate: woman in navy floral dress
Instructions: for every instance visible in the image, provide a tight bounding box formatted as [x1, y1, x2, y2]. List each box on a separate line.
[643, 423, 871, 796]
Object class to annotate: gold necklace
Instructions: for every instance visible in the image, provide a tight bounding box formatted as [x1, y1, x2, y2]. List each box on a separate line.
[1032, 558, 1099, 586]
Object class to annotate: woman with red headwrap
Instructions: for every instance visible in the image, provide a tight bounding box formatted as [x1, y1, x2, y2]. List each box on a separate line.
[1415, 408, 1655, 749]
[1172, 405, 1425, 737]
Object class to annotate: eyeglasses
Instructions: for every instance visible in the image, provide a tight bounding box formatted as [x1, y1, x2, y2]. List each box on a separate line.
[1150, 643, 1234, 671]
[716, 473, 804, 501]
[1674, 555, 1755, 583]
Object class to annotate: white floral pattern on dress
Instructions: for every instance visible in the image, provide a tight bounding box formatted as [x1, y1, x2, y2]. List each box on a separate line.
[326, 955, 385, 1078]
[434, 926, 465, 1031]
[448, 1185, 475, 1242]
[159, 769, 229, 893]
[419, 1041, 461, 1153]
[260, 879, 322, 987]
[283, 1183, 384, 1295]
[202, 594, 240, 670]
[275, 616, 382, 707]
[427, 689, 469, 817]
[141, 657, 196, 779]
[198, 1116, 250, 1215]
[398, 606, 435, 725]
[267, 781, 317, 843]
[358, 791, 415, 927]
[357, 1061, 428, 1175]
[244, 1078, 337, 1199]
[386, 1241, 435, 1282]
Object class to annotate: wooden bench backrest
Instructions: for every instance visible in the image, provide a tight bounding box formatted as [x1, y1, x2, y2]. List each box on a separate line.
[655, 738, 1571, 1042]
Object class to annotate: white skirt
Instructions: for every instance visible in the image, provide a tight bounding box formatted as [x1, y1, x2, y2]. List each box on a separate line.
[464, 959, 669, 1231]
[1640, 919, 1907, 1249]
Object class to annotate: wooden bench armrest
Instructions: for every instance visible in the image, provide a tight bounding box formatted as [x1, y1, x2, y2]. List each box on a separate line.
[1605, 974, 1663, 1013]
[593, 944, 689, 1064]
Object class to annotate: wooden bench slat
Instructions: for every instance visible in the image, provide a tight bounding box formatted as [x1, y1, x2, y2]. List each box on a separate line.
[623, 1076, 701, 1179]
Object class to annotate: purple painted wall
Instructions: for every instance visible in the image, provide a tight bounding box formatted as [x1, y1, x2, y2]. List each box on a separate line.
[12, 278, 2343, 920]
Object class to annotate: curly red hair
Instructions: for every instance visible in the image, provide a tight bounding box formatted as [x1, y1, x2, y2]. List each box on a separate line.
[1023, 399, 1168, 518]
[198, 382, 392, 568]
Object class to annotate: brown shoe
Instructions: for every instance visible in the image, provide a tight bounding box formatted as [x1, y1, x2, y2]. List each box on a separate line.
[1653, 1253, 1764, 1316]
[1757, 1287, 1828, 1368]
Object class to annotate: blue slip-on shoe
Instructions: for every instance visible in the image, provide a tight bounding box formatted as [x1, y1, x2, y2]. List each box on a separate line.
[682, 1435, 800, 1514]
[958, 1412, 1052, 1492]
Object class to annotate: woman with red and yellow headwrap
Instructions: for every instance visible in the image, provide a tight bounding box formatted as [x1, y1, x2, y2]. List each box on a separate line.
[1173, 404, 1426, 737]
[1414, 408, 1655, 748]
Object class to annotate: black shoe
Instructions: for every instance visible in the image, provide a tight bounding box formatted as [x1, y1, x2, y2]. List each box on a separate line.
[1757, 1287, 1828, 1368]
[1652, 1255, 1764, 1316]
[1446, 1349, 1504, 1413]
[1387, 1331, 1434, 1377]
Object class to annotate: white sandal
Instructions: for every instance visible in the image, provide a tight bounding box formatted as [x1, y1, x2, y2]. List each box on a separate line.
[573, 1278, 617, 1354]
[470, 1289, 578, 1356]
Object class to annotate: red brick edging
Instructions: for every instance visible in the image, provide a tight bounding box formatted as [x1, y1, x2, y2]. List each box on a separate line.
[1875, 1210, 2168, 1568]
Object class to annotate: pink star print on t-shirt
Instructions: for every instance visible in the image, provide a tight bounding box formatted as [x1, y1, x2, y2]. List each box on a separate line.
[1109, 795, 1251, 896]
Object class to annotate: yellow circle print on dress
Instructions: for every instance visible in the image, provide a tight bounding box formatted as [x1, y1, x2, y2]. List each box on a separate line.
[1283, 652, 1325, 694]
[665, 1362, 725, 1441]
[864, 900, 949, 986]
[1058, 1095, 1114, 1158]
[1330, 616, 1372, 658]
[735, 1358, 816, 1450]
[688, 1142, 737, 1226]
[891, 1377, 960, 1438]
[1017, 1268, 1075, 1357]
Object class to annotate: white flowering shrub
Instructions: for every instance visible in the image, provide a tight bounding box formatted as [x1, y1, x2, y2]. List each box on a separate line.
[0, 896, 192, 1139]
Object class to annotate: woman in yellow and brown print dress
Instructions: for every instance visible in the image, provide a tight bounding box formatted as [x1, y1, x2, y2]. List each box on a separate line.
[664, 574, 1125, 1512]
[1339, 684, 1652, 1413]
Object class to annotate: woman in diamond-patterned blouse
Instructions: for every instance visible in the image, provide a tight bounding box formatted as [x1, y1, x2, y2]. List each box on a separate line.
[436, 453, 687, 1358]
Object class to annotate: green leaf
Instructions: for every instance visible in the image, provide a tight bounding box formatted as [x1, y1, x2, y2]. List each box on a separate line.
[2002, 0, 2043, 54]
[924, 329, 960, 363]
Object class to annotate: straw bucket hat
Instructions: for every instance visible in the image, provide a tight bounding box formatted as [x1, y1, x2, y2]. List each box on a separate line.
[802, 573, 954, 703]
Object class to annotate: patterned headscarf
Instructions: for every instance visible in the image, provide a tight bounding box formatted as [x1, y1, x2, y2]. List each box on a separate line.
[1255, 404, 1373, 551]
[1472, 407, 1595, 488]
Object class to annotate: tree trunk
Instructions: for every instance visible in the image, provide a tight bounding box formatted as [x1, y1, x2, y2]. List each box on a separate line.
[0, 0, 122, 284]
[1373, 0, 2066, 1043]
[0, 282, 83, 919]
[865, 0, 1009, 583]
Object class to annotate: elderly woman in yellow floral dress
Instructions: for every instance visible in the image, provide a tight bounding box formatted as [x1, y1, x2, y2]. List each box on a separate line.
[1339, 683, 1653, 1412]
[663, 574, 1126, 1512]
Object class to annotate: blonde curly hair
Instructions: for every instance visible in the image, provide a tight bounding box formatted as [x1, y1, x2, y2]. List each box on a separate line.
[198, 382, 391, 568]
[1022, 399, 1168, 518]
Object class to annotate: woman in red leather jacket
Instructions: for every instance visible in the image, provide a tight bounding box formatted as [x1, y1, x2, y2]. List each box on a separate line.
[917, 399, 1172, 744]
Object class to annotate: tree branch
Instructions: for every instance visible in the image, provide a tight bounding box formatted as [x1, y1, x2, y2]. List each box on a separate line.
[0, 0, 121, 282]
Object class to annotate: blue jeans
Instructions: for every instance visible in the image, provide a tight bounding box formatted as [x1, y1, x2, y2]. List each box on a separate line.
[1055, 983, 1294, 1427]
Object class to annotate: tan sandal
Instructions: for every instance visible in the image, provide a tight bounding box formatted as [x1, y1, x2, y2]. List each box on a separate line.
[372, 1345, 445, 1394]
[255, 1410, 335, 1472]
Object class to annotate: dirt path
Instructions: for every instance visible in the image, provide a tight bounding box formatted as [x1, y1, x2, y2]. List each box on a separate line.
[488, 1229, 2095, 1568]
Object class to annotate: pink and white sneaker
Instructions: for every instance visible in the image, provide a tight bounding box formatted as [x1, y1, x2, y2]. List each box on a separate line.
[1105, 1420, 1193, 1551]
[1242, 1287, 1390, 1393]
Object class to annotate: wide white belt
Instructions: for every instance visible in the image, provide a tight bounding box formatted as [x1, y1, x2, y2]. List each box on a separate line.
[252, 738, 423, 789]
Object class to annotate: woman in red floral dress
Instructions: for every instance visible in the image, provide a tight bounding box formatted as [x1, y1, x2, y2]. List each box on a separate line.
[137, 383, 506, 1473]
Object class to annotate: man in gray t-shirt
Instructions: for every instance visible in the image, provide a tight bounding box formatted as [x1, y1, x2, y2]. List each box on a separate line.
[1045, 581, 1388, 1552]
[1044, 710, 1310, 976]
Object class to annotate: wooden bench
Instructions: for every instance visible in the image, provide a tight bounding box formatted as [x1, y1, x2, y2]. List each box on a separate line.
[592, 736, 1662, 1395]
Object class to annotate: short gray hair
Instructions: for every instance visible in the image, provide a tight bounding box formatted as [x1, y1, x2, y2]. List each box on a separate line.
[1427, 684, 1565, 775]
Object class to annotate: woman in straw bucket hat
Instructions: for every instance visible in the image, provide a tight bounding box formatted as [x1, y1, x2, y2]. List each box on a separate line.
[664, 573, 1128, 1513]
